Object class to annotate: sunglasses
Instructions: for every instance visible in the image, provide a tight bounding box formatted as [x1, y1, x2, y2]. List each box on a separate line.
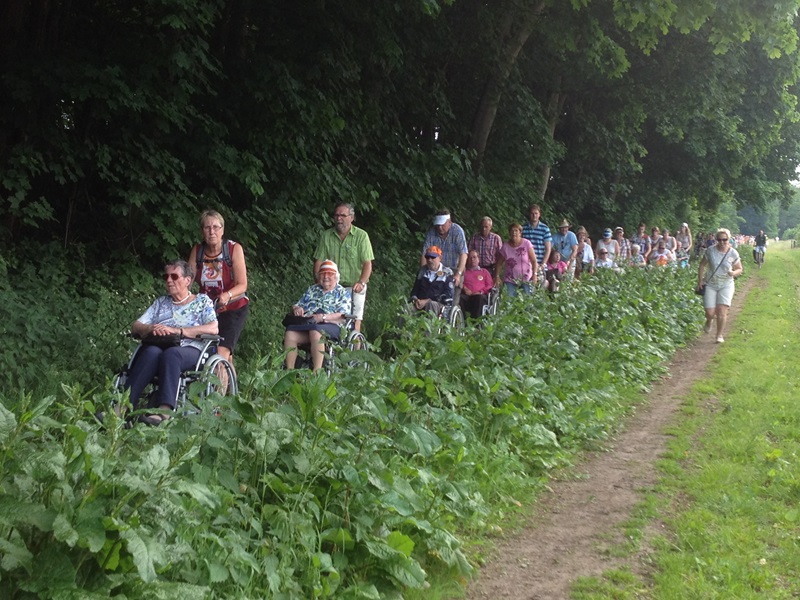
[163, 273, 184, 281]
[716, 237, 729, 242]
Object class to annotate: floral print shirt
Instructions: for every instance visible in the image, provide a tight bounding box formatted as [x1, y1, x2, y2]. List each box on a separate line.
[296, 284, 352, 316]
[137, 294, 217, 350]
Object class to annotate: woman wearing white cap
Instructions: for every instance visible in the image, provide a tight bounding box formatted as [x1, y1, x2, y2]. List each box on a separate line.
[595, 228, 619, 262]
[283, 260, 351, 371]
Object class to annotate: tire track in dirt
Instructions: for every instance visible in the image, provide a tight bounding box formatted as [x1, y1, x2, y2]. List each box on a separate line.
[463, 277, 754, 600]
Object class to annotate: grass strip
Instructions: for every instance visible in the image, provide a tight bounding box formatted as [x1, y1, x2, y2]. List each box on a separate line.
[575, 246, 800, 599]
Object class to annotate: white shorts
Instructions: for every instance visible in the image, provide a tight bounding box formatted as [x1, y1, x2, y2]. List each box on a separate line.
[347, 284, 367, 320]
[704, 281, 734, 309]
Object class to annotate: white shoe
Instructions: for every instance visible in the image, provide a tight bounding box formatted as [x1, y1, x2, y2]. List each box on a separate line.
[703, 323, 712, 334]
[716, 336, 724, 343]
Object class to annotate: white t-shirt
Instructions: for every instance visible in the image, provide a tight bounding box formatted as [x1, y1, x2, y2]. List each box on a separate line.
[704, 246, 740, 287]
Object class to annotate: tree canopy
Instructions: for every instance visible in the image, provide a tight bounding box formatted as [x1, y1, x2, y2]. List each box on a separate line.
[3, 0, 800, 270]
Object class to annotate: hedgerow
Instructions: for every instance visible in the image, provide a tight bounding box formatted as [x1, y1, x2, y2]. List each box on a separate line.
[0, 266, 700, 598]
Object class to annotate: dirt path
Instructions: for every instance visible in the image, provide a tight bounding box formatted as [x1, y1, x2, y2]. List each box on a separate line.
[463, 278, 753, 600]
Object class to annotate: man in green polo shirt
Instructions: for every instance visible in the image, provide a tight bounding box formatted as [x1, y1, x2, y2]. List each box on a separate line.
[314, 202, 375, 331]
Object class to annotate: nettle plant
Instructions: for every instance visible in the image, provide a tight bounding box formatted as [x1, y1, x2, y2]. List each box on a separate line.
[0, 266, 700, 598]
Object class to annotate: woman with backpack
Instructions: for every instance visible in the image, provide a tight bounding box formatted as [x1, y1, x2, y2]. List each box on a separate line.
[188, 210, 249, 369]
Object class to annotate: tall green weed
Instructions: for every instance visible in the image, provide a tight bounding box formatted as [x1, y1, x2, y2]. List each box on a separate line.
[0, 264, 701, 598]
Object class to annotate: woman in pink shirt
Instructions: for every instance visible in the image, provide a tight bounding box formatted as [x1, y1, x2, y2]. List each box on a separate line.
[460, 250, 494, 318]
[496, 223, 537, 296]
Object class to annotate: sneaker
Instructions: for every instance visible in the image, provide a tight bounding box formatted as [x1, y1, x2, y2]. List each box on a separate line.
[703, 322, 712, 334]
[716, 336, 724, 344]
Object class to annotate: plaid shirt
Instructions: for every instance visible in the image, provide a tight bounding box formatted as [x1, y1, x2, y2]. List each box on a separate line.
[468, 232, 503, 268]
[423, 224, 468, 272]
[521, 221, 552, 264]
[617, 237, 631, 260]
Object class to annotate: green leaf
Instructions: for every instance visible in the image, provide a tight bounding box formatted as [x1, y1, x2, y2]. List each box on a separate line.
[320, 527, 355, 550]
[207, 561, 229, 583]
[0, 402, 17, 444]
[386, 531, 415, 557]
[0, 537, 33, 572]
[0, 496, 57, 531]
[120, 528, 164, 583]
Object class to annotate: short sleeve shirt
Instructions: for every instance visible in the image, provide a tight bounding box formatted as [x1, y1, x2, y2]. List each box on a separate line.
[296, 284, 352, 315]
[314, 226, 374, 287]
[704, 246, 740, 287]
[468, 232, 503, 268]
[422, 224, 468, 272]
[137, 294, 217, 350]
[551, 231, 578, 262]
[498, 239, 534, 283]
[521, 221, 552, 263]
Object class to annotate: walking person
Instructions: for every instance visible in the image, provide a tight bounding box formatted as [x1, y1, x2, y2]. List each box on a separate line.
[188, 210, 249, 371]
[314, 202, 374, 332]
[697, 228, 743, 344]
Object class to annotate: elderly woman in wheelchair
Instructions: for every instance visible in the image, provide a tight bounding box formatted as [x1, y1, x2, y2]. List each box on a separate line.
[283, 260, 352, 372]
[119, 259, 219, 425]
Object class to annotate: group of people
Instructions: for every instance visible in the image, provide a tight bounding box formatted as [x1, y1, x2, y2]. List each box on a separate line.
[122, 204, 376, 423]
[115, 210, 251, 424]
[117, 201, 751, 423]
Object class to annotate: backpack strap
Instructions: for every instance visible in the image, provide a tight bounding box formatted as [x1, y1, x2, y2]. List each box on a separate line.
[222, 240, 233, 268]
[196, 240, 234, 270]
[195, 242, 205, 276]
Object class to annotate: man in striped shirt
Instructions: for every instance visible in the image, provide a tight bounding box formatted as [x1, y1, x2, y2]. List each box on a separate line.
[521, 204, 552, 266]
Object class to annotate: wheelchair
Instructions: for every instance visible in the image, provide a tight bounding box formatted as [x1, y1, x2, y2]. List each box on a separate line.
[439, 296, 465, 330]
[482, 286, 501, 316]
[293, 314, 371, 374]
[112, 334, 237, 417]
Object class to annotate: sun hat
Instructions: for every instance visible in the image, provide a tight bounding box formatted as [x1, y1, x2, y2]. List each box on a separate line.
[558, 219, 570, 228]
[433, 214, 450, 226]
[318, 260, 339, 275]
[425, 246, 443, 258]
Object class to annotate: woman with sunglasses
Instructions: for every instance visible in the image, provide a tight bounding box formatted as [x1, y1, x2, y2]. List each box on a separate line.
[188, 210, 249, 370]
[697, 228, 743, 343]
[125, 259, 218, 424]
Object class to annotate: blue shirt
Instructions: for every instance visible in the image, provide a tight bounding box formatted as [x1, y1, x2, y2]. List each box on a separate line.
[295, 284, 352, 315]
[521, 221, 552, 264]
[422, 224, 468, 272]
[551, 231, 578, 262]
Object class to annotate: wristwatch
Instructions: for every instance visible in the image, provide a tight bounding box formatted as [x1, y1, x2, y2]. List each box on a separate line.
[322, 314, 327, 323]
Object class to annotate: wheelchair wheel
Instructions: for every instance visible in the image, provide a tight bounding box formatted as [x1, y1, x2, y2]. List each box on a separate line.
[203, 355, 238, 397]
[343, 331, 370, 369]
[448, 305, 465, 329]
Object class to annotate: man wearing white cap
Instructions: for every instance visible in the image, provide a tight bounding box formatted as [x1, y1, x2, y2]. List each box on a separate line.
[421, 209, 468, 287]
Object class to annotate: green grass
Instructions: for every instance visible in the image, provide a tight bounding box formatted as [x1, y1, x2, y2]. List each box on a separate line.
[572, 245, 800, 599]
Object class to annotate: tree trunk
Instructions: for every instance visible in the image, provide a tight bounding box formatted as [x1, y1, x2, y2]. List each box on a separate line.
[467, 0, 546, 174]
[537, 84, 567, 201]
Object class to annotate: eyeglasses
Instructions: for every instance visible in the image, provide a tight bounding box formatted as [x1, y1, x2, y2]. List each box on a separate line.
[202, 225, 222, 232]
[163, 273, 183, 281]
[716, 237, 729, 242]
[333, 213, 352, 218]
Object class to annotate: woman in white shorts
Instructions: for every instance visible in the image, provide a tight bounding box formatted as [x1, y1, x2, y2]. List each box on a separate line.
[696, 228, 743, 343]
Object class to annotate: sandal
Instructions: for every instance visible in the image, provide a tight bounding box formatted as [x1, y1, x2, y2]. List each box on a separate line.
[138, 413, 171, 427]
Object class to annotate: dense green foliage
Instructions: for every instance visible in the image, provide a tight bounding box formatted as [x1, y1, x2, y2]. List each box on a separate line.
[0, 266, 700, 598]
[3, 0, 800, 277]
